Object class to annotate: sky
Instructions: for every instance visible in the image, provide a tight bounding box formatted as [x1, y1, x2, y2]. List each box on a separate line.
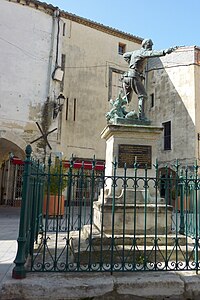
[46, 0, 200, 50]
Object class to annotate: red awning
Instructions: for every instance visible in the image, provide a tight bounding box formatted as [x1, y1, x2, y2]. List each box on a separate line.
[11, 157, 105, 170]
[11, 157, 24, 165]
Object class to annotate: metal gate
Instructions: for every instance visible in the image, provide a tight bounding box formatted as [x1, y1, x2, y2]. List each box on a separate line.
[0, 158, 24, 206]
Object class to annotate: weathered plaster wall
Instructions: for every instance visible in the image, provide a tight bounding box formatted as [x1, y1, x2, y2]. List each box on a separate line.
[0, 0, 61, 158]
[59, 19, 140, 160]
[146, 47, 196, 166]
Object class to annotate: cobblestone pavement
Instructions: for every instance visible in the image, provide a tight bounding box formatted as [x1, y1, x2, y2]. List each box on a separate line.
[0, 206, 20, 285]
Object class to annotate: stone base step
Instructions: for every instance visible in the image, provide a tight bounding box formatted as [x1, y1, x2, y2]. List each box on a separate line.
[70, 241, 195, 265]
[69, 226, 195, 265]
[81, 225, 193, 246]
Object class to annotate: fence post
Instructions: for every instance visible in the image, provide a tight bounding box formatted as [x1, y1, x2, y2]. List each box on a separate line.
[12, 145, 32, 279]
[179, 170, 185, 235]
[111, 157, 117, 274]
[194, 161, 199, 273]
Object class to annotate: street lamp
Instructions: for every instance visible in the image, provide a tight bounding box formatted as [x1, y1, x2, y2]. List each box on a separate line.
[53, 93, 65, 119]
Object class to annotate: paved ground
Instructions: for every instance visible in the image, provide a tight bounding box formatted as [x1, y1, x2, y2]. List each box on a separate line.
[0, 206, 20, 286]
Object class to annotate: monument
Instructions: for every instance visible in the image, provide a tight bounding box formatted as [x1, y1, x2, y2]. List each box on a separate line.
[93, 39, 176, 246]
[70, 39, 180, 264]
[96, 38, 176, 202]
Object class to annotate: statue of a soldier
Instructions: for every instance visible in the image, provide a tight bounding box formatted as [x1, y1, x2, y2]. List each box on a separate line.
[121, 38, 176, 120]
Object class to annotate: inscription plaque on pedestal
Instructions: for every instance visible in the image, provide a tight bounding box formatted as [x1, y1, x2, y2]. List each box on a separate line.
[118, 144, 152, 169]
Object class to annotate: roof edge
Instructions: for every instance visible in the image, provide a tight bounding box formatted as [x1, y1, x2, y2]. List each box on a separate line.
[7, 0, 143, 44]
[59, 11, 142, 43]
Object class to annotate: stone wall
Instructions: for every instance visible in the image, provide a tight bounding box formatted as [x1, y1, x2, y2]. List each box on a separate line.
[59, 19, 141, 160]
[0, 0, 61, 159]
[146, 46, 199, 166]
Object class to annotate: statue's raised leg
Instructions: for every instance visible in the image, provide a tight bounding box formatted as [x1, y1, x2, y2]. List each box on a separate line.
[138, 96, 144, 120]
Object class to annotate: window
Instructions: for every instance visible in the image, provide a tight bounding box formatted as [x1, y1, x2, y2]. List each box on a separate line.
[163, 121, 171, 150]
[150, 93, 154, 108]
[108, 67, 124, 101]
[65, 98, 68, 120]
[63, 23, 66, 36]
[118, 43, 126, 55]
[73, 98, 76, 121]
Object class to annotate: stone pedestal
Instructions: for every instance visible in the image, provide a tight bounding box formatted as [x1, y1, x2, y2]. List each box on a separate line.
[100, 123, 163, 197]
[92, 122, 173, 236]
[93, 202, 173, 235]
[93, 189, 173, 235]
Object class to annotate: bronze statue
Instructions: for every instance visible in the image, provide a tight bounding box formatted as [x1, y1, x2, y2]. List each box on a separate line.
[106, 91, 127, 121]
[121, 38, 176, 120]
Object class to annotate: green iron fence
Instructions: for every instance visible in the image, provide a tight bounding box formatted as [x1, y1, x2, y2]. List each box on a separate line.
[12, 145, 44, 279]
[12, 145, 200, 278]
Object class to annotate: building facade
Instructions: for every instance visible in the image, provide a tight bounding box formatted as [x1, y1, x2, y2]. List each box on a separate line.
[0, 0, 64, 161]
[2, 1, 199, 208]
[0, 0, 142, 205]
[0, 0, 65, 205]
[57, 8, 142, 161]
[145, 46, 200, 168]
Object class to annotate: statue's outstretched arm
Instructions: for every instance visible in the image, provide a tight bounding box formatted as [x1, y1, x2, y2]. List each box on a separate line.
[163, 46, 178, 55]
[145, 46, 178, 58]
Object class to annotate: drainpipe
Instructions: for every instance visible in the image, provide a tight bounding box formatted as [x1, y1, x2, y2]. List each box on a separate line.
[41, 9, 60, 160]
[46, 8, 60, 100]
